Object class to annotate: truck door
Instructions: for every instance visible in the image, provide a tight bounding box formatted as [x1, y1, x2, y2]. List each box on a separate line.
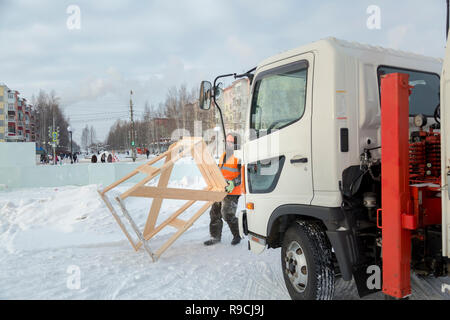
[244, 53, 314, 238]
[441, 39, 450, 258]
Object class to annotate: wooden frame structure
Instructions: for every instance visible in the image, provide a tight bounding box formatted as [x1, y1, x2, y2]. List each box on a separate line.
[98, 137, 227, 262]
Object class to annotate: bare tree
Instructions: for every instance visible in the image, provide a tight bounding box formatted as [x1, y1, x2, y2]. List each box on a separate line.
[81, 125, 89, 151]
[104, 84, 218, 153]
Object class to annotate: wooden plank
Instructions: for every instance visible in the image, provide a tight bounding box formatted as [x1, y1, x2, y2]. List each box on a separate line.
[200, 140, 218, 166]
[138, 166, 159, 176]
[101, 171, 140, 195]
[168, 218, 186, 230]
[203, 161, 222, 189]
[191, 143, 216, 188]
[195, 140, 227, 191]
[128, 186, 227, 202]
[143, 149, 175, 237]
[197, 140, 227, 189]
[101, 150, 169, 194]
[154, 201, 214, 260]
[120, 146, 192, 200]
[97, 191, 138, 251]
[201, 141, 227, 189]
[136, 199, 197, 250]
[98, 138, 228, 262]
[116, 197, 156, 262]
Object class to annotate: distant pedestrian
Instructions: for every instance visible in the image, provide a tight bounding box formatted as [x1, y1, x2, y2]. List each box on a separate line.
[73, 153, 78, 163]
[101, 153, 106, 163]
[146, 149, 150, 159]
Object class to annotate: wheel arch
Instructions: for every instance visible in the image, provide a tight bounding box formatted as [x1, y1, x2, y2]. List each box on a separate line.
[266, 204, 357, 281]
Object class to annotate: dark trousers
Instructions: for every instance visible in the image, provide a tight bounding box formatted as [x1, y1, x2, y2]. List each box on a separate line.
[209, 195, 240, 240]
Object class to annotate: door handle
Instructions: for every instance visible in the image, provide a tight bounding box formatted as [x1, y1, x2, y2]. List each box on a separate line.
[290, 157, 308, 164]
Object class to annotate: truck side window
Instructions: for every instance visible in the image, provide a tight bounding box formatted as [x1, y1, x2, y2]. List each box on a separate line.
[250, 62, 308, 139]
[377, 66, 440, 116]
[247, 156, 286, 194]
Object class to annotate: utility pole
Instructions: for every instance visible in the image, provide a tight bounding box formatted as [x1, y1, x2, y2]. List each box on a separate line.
[49, 102, 60, 165]
[68, 127, 73, 164]
[52, 109, 56, 165]
[42, 106, 47, 154]
[130, 90, 137, 162]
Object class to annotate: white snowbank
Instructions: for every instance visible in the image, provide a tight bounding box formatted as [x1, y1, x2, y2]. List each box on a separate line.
[0, 182, 292, 300]
[0, 181, 448, 299]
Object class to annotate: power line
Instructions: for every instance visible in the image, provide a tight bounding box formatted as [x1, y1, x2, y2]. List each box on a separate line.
[70, 116, 131, 123]
[69, 112, 131, 119]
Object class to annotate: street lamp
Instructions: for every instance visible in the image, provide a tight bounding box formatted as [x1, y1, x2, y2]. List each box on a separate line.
[68, 126, 73, 164]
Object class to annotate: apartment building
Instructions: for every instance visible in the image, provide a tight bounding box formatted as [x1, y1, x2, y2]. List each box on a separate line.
[0, 83, 36, 143]
[218, 78, 250, 135]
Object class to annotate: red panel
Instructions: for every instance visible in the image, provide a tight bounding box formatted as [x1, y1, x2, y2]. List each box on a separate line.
[410, 186, 442, 227]
[381, 73, 412, 299]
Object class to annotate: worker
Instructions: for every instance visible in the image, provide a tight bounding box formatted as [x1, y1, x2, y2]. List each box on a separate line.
[204, 133, 242, 246]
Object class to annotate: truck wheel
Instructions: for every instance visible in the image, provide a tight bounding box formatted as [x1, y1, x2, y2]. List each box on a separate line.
[281, 221, 335, 300]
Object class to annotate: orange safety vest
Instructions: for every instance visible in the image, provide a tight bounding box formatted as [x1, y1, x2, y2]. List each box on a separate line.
[219, 152, 242, 196]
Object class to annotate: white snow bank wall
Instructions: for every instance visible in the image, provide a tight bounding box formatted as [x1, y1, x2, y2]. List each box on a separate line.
[0, 142, 36, 167]
[0, 143, 202, 189]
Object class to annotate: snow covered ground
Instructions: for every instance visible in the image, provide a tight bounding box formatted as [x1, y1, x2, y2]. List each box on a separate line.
[0, 181, 449, 300]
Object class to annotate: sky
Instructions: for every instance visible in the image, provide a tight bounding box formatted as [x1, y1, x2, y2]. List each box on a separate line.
[0, 0, 448, 143]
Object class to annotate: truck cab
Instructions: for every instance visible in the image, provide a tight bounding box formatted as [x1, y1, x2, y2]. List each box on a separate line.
[199, 37, 448, 300]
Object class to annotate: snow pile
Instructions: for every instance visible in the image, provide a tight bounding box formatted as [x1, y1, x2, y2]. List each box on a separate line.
[0, 183, 291, 300]
[0, 182, 448, 299]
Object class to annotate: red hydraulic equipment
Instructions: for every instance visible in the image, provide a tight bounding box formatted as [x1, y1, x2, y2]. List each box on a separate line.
[380, 73, 413, 299]
[380, 73, 442, 299]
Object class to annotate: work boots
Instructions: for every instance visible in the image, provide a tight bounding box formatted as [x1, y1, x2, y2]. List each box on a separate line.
[204, 238, 221, 246]
[203, 237, 241, 246]
[231, 236, 241, 246]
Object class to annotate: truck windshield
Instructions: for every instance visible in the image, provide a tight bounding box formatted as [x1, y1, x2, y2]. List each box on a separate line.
[250, 65, 308, 139]
[378, 66, 440, 116]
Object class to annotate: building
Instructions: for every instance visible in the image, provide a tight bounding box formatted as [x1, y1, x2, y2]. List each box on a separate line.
[218, 78, 250, 136]
[0, 83, 36, 143]
[183, 101, 217, 135]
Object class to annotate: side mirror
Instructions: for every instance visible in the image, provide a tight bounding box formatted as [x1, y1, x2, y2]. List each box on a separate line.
[199, 81, 212, 110]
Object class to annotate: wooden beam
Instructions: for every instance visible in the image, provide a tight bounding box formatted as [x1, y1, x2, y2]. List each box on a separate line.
[119, 146, 192, 200]
[201, 141, 227, 189]
[98, 191, 138, 251]
[143, 149, 175, 237]
[98, 138, 228, 262]
[138, 166, 159, 176]
[116, 197, 156, 262]
[154, 201, 214, 260]
[128, 186, 227, 202]
[136, 199, 197, 250]
[100, 151, 169, 195]
[191, 143, 216, 188]
[168, 218, 186, 230]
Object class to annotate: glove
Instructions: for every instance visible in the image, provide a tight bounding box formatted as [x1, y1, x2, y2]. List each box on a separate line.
[225, 180, 235, 193]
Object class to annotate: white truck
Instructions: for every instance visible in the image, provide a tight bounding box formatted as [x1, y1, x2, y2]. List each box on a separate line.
[199, 36, 450, 300]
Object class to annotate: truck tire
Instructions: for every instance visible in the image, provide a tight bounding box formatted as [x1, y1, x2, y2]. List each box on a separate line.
[281, 221, 335, 300]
